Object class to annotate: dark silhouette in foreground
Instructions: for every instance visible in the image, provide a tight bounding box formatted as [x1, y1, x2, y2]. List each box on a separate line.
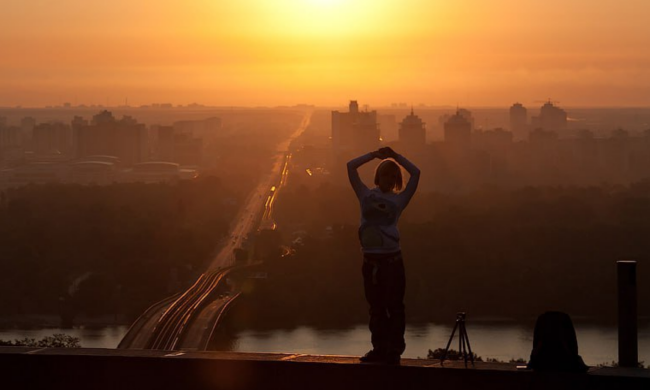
[347, 147, 420, 364]
[527, 311, 588, 372]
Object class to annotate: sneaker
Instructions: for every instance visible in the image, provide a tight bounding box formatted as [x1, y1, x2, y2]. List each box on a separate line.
[385, 353, 401, 365]
[359, 349, 385, 363]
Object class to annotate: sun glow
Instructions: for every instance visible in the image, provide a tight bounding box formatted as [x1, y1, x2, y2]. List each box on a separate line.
[255, 0, 392, 38]
[308, 0, 346, 6]
[6, 1, 650, 107]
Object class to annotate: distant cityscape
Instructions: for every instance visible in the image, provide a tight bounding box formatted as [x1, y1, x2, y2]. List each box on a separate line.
[3, 100, 650, 191]
[0, 110, 215, 188]
[329, 101, 650, 191]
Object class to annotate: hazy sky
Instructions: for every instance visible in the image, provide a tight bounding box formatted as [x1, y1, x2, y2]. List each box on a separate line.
[2, 0, 650, 107]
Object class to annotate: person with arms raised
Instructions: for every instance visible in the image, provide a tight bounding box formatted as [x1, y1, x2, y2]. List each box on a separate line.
[347, 147, 420, 365]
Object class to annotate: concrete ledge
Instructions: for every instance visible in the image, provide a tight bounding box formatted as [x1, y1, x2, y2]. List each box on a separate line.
[1, 347, 648, 390]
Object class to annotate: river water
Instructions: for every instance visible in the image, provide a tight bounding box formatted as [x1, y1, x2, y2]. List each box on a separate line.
[1, 322, 649, 366]
[228, 322, 650, 366]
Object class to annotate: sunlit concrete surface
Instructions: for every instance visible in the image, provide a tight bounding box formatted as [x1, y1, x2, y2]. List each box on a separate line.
[1, 347, 648, 390]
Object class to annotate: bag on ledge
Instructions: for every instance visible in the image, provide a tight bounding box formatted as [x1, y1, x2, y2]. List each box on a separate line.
[527, 311, 589, 372]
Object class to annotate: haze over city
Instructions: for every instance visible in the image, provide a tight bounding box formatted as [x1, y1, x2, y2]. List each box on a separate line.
[3, 0, 650, 107]
[1, 1, 650, 388]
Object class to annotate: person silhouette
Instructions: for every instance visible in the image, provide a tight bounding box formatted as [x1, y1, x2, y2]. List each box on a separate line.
[347, 147, 420, 364]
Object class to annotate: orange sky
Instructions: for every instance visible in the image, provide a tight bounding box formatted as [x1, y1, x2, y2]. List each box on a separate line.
[2, 0, 650, 107]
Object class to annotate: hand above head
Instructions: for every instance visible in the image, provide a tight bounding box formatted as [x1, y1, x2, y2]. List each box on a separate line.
[376, 147, 398, 159]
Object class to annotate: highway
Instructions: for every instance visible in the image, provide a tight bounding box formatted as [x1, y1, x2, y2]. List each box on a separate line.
[206, 112, 308, 271]
[119, 110, 312, 350]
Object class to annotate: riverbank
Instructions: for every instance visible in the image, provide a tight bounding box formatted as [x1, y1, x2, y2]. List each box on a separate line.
[213, 321, 650, 366]
[0, 314, 130, 330]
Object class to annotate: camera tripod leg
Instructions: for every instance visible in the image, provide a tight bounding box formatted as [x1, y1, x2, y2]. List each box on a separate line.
[440, 321, 459, 365]
[458, 327, 464, 363]
[463, 323, 475, 366]
[461, 330, 469, 367]
[459, 322, 474, 367]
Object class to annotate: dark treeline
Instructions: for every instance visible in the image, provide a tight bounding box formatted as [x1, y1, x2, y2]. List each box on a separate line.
[228, 180, 650, 329]
[0, 334, 80, 348]
[0, 178, 239, 324]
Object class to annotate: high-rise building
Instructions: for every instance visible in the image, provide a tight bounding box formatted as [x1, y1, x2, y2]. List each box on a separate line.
[529, 128, 558, 143]
[509, 103, 528, 140]
[473, 128, 513, 153]
[32, 122, 72, 155]
[172, 133, 203, 166]
[378, 114, 397, 142]
[443, 109, 472, 149]
[156, 125, 175, 161]
[0, 121, 23, 167]
[532, 101, 567, 132]
[71, 116, 88, 129]
[398, 108, 426, 149]
[439, 108, 474, 130]
[173, 117, 221, 138]
[75, 110, 148, 166]
[331, 100, 380, 153]
[156, 125, 203, 166]
[20, 117, 36, 148]
[0, 124, 20, 151]
[71, 116, 88, 158]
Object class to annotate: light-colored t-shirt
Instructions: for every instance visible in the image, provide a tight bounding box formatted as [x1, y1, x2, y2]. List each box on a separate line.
[347, 153, 420, 254]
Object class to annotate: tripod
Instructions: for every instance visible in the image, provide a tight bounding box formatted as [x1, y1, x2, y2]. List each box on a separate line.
[440, 312, 475, 367]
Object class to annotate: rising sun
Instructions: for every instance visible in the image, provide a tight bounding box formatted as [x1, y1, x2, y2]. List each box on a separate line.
[308, 0, 346, 6]
[265, 0, 387, 38]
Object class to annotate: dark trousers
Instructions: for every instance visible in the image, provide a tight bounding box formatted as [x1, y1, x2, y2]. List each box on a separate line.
[362, 252, 406, 355]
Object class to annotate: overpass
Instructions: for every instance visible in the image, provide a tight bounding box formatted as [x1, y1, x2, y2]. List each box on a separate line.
[119, 111, 312, 351]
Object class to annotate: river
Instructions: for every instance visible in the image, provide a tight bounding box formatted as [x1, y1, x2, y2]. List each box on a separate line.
[227, 322, 650, 366]
[1, 322, 648, 366]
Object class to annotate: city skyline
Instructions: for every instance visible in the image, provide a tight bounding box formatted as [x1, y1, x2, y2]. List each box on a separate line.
[3, 1, 650, 107]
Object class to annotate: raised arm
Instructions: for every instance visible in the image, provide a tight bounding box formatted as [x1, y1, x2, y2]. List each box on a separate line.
[394, 153, 420, 208]
[347, 152, 376, 198]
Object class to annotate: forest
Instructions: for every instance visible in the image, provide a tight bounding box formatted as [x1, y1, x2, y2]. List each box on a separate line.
[0, 177, 240, 324]
[228, 179, 650, 329]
